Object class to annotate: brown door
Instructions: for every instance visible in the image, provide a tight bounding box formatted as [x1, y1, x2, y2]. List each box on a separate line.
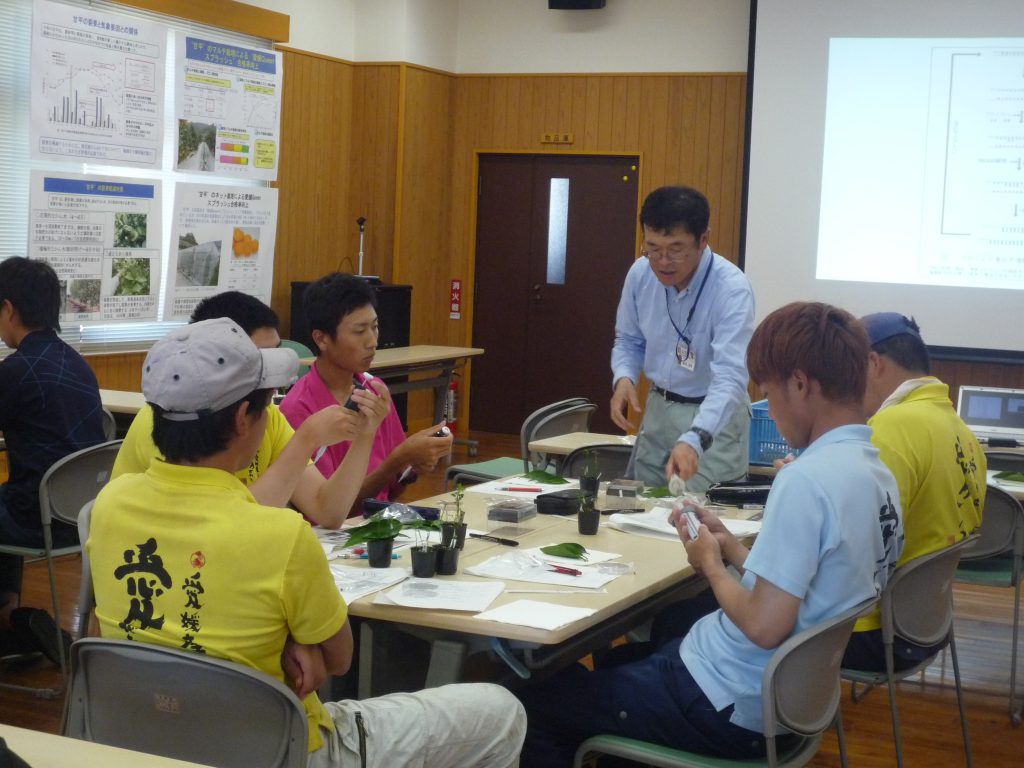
[470, 154, 640, 434]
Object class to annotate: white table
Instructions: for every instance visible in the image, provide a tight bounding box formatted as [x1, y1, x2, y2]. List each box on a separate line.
[343, 485, 752, 696]
[0, 724, 215, 768]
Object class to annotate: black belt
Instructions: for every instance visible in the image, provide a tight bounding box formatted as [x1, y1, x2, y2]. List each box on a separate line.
[652, 385, 705, 405]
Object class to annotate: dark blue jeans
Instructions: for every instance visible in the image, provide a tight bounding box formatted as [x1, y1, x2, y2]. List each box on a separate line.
[517, 638, 781, 768]
[0, 491, 79, 596]
[843, 628, 948, 673]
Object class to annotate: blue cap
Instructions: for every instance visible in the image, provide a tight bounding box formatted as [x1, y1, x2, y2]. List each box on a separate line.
[861, 312, 922, 347]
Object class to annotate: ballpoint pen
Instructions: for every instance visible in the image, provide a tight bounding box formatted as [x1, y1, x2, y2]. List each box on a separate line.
[468, 533, 520, 546]
[496, 486, 542, 493]
[547, 564, 582, 576]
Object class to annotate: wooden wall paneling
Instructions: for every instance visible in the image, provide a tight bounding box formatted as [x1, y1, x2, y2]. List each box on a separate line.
[394, 66, 456, 429]
[933, 359, 1024, 405]
[610, 77, 628, 149]
[705, 77, 728, 259]
[348, 65, 401, 284]
[118, 0, 289, 42]
[85, 352, 146, 391]
[690, 77, 713, 196]
[274, 50, 354, 335]
[719, 76, 746, 262]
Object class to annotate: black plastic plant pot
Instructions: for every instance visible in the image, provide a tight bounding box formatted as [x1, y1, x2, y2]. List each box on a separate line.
[577, 507, 600, 535]
[411, 545, 438, 577]
[436, 546, 460, 575]
[441, 522, 468, 550]
[579, 475, 600, 499]
[366, 538, 395, 568]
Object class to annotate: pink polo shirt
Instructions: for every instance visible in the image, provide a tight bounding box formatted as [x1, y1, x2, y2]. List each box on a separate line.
[280, 364, 406, 502]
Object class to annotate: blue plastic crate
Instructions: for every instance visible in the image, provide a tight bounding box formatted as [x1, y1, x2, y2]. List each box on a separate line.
[749, 399, 799, 465]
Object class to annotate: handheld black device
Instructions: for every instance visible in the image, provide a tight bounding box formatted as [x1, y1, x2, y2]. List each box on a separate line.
[344, 379, 367, 411]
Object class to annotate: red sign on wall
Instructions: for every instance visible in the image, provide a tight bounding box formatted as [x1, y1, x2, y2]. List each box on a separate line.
[449, 279, 462, 319]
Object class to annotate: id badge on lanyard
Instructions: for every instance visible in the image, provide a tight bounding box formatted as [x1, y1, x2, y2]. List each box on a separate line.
[676, 338, 697, 371]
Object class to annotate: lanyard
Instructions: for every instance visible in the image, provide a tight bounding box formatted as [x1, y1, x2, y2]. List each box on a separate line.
[665, 253, 713, 348]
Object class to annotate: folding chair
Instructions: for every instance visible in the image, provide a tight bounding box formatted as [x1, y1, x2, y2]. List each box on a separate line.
[573, 597, 876, 768]
[63, 638, 307, 768]
[0, 439, 121, 697]
[561, 443, 634, 480]
[279, 338, 314, 380]
[445, 397, 593, 489]
[100, 407, 117, 441]
[842, 536, 977, 767]
[955, 482, 1024, 726]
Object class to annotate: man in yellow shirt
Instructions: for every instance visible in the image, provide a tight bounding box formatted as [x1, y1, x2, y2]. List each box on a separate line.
[843, 312, 986, 671]
[113, 292, 383, 527]
[89, 318, 525, 766]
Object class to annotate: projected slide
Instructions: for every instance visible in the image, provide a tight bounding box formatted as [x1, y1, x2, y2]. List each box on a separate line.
[817, 39, 1024, 290]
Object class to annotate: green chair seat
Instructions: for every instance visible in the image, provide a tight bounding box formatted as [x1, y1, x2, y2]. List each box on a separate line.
[445, 457, 524, 489]
[574, 733, 821, 768]
[279, 338, 314, 380]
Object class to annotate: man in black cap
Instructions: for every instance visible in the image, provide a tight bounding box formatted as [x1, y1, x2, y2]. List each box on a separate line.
[843, 312, 986, 671]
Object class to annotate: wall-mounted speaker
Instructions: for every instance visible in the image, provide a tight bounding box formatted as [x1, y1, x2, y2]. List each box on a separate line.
[549, 0, 606, 9]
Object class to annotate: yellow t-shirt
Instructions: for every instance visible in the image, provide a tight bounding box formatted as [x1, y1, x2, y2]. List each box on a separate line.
[88, 462, 348, 751]
[856, 379, 986, 632]
[112, 403, 295, 486]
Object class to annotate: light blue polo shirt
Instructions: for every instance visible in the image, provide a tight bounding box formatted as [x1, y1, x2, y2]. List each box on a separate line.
[680, 423, 904, 733]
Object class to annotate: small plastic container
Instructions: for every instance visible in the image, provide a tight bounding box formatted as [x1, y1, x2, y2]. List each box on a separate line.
[487, 498, 537, 524]
[605, 478, 645, 510]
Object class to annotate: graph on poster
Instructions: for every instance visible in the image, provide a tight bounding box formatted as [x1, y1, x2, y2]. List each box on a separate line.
[31, 2, 166, 165]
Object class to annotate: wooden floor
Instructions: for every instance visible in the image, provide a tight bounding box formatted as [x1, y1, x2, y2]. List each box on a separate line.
[3, 430, 1023, 766]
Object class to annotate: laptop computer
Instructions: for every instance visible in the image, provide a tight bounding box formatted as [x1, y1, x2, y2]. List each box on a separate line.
[956, 385, 1024, 445]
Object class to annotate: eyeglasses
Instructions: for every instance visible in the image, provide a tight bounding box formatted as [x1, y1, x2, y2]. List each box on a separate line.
[641, 246, 692, 263]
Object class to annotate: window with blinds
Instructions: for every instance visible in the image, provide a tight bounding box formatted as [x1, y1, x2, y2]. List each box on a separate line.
[0, 0, 273, 355]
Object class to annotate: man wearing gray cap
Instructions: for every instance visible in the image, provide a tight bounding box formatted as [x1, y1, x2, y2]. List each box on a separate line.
[843, 312, 986, 671]
[87, 318, 526, 767]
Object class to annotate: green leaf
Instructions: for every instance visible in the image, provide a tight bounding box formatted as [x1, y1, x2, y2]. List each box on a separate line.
[642, 486, 672, 498]
[541, 542, 589, 561]
[404, 519, 442, 532]
[343, 517, 404, 549]
[524, 469, 568, 484]
[994, 470, 1024, 483]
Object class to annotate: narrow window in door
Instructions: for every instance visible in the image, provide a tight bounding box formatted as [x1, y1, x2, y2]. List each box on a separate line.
[547, 178, 569, 284]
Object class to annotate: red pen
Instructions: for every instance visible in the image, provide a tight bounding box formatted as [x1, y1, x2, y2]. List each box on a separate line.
[548, 564, 582, 577]
[497, 485, 542, 492]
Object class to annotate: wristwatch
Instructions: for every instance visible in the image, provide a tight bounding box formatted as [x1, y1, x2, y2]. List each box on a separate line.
[688, 427, 714, 452]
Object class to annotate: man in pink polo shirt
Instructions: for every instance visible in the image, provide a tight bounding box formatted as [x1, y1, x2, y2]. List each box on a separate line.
[281, 274, 453, 516]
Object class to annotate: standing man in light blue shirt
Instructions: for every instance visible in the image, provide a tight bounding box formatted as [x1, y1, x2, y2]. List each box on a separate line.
[611, 186, 754, 492]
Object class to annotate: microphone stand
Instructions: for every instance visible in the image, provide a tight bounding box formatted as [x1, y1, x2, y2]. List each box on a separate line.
[356, 216, 366, 275]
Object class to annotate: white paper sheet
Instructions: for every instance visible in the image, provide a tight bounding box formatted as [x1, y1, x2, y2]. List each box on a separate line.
[607, 507, 762, 540]
[374, 579, 505, 612]
[465, 552, 619, 589]
[464, 476, 578, 498]
[521, 544, 621, 566]
[328, 565, 408, 602]
[989, 469, 1024, 492]
[474, 600, 597, 631]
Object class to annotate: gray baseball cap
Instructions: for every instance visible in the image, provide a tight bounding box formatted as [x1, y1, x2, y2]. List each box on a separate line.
[143, 318, 298, 421]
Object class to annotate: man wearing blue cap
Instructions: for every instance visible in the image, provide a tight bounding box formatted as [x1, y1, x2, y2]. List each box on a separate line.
[843, 312, 986, 671]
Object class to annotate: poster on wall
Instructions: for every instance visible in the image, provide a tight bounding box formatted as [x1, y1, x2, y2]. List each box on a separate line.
[30, 0, 166, 166]
[28, 170, 162, 323]
[165, 182, 277, 319]
[174, 36, 282, 180]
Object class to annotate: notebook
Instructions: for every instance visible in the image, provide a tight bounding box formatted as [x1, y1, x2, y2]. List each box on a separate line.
[956, 385, 1024, 444]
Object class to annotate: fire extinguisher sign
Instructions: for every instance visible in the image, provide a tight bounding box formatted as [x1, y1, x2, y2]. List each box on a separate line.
[449, 279, 462, 319]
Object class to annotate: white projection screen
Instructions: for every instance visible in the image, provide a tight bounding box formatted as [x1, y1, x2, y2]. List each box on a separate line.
[745, 0, 1024, 356]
